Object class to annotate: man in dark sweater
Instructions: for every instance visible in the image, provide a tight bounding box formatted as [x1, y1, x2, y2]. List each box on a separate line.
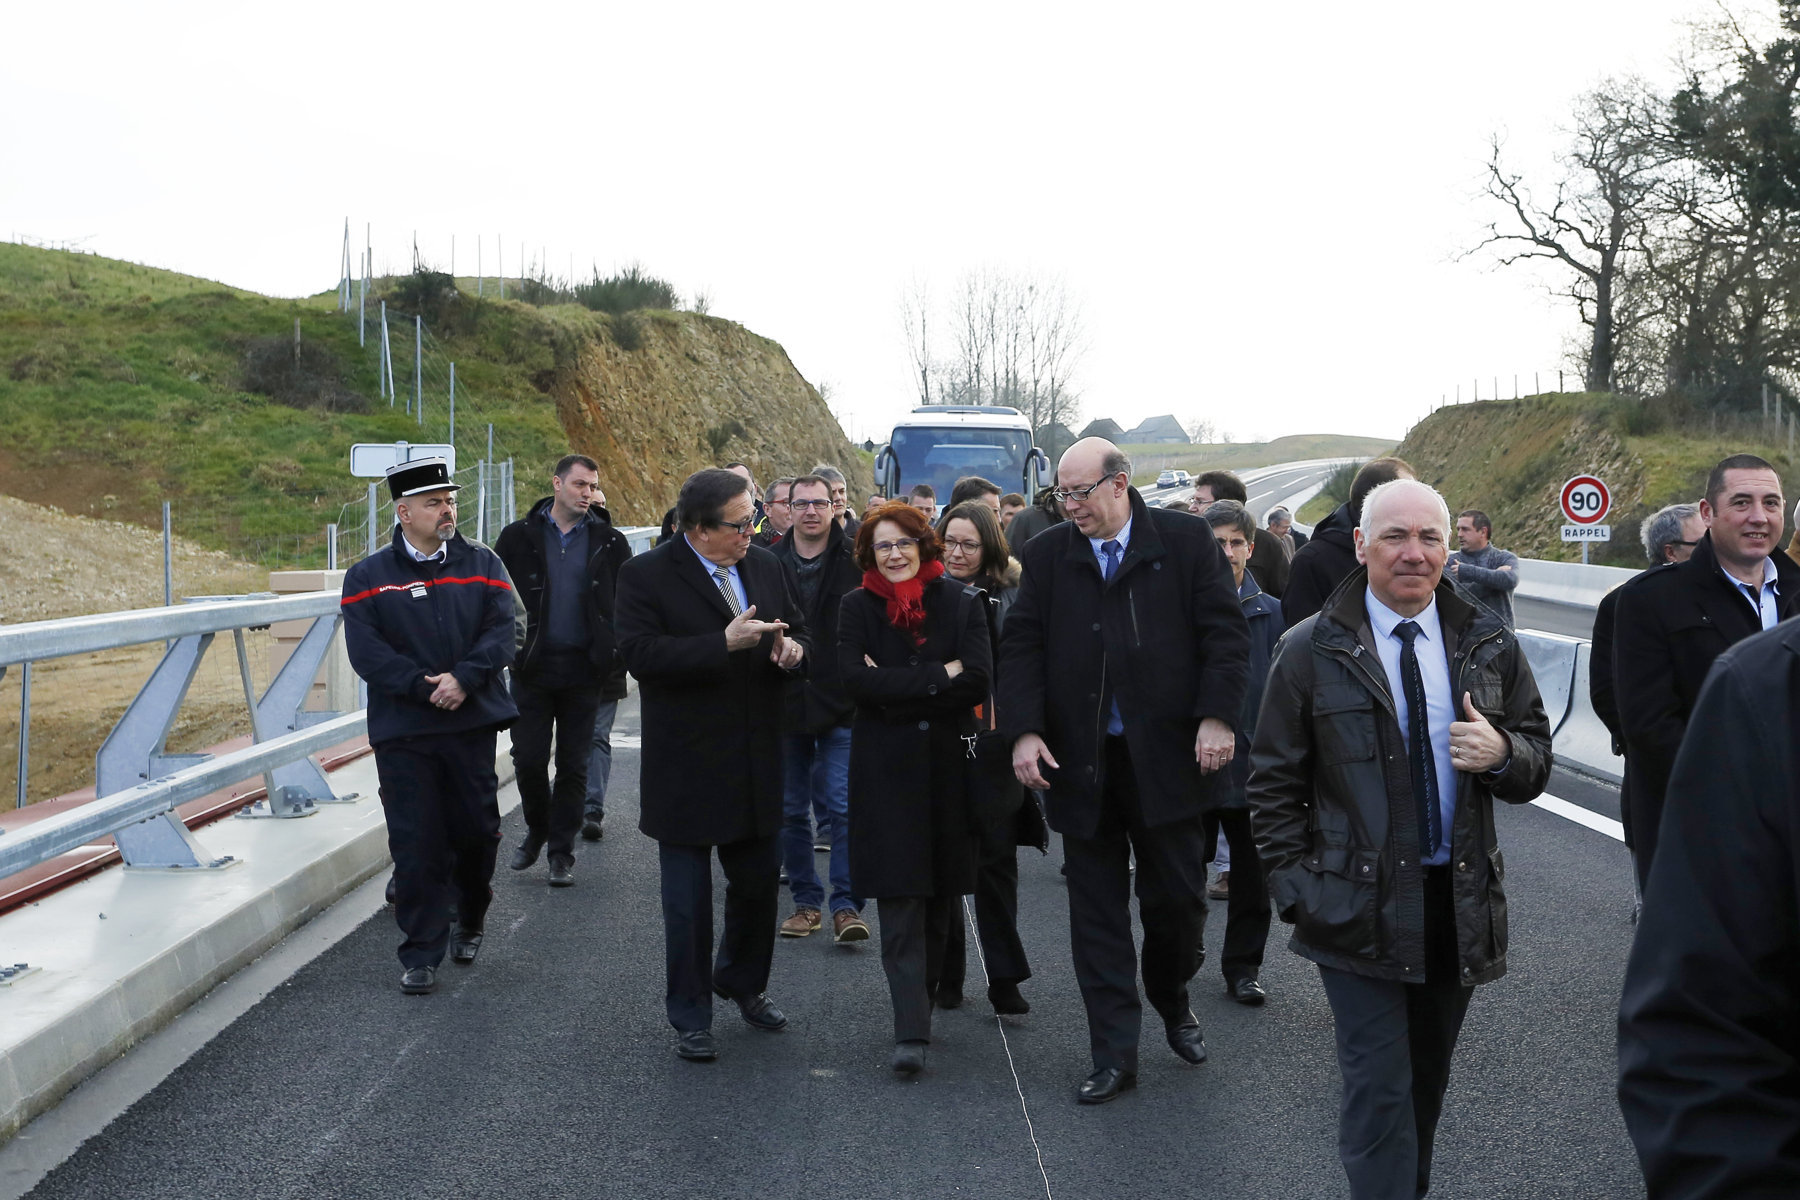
[769, 475, 869, 942]
[1446, 510, 1519, 628]
[494, 454, 632, 886]
[341, 457, 521, 994]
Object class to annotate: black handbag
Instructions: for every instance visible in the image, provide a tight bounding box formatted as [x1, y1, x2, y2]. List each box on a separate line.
[955, 585, 1048, 853]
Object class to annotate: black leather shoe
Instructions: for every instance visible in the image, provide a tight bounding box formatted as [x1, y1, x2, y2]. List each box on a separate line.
[399, 966, 436, 995]
[1077, 1066, 1137, 1104]
[720, 990, 788, 1031]
[450, 926, 484, 965]
[384, 873, 397, 905]
[1166, 1016, 1209, 1065]
[675, 1030, 717, 1061]
[548, 858, 574, 888]
[580, 817, 603, 842]
[1229, 977, 1268, 1006]
[509, 836, 544, 872]
[988, 981, 1030, 1015]
[935, 984, 963, 1010]
[891, 1041, 927, 1078]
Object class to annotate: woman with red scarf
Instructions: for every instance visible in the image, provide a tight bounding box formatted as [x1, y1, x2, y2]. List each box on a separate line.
[839, 502, 992, 1079]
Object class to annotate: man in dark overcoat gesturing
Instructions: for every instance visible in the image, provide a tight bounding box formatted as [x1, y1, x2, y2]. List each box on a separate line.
[615, 468, 812, 1062]
[1000, 437, 1250, 1104]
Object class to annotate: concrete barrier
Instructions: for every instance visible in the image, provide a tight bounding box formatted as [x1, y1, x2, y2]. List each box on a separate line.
[1553, 641, 1624, 784]
[1515, 558, 1638, 610]
[1515, 631, 1580, 733]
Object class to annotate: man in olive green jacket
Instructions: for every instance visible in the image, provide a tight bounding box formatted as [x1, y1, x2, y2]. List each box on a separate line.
[1248, 479, 1551, 1200]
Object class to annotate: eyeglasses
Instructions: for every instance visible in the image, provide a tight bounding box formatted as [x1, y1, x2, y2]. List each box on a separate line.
[943, 537, 983, 556]
[873, 538, 920, 555]
[790, 498, 832, 511]
[767, 498, 790, 508]
[713, 516, 756, 536]
[1669, 539, 1698, 548]
[1049, 476, 1116, 504]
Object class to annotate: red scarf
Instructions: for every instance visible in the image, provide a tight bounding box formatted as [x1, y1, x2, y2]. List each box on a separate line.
[862, 560, 944, 642]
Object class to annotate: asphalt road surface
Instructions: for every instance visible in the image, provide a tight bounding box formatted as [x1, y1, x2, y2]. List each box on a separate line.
[19, 694, 1645, 1200]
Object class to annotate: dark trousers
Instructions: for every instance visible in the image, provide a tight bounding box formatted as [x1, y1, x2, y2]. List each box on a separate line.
[1063, 735, 1209, 1072]
[510, 651, 604, 861]
[374, 729, 502, 970]
[657, 834, 781, 1032]
[1318, 867, 1474, 1200]
[1202, 807, 1272, 983]
[877, 894, 956, 1043]
[941, 808, 1031, 992]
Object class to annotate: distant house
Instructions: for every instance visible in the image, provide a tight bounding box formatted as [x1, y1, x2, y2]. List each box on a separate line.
[1079, 417, 1125, 441]
[1123, 414, 1189, 444]
[1036, 421, 1076, 459]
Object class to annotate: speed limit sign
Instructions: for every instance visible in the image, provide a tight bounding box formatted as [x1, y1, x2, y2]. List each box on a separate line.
[1560, 475, 1610, 525]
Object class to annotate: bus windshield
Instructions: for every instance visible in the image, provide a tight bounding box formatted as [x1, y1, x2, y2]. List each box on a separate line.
[888, 426, 1031, 499]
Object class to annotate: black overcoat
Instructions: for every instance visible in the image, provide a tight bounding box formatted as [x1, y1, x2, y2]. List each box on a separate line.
[1618, 618, 1800, 1197]
[614, 537, 811, 846]
[1613, 533, 1800, 870]
[839, 578, 991, 899]
[1281, 500, 1358, 627]
[997, 488, 1251, 840]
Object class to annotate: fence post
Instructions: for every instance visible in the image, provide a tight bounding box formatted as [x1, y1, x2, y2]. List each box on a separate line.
[478, 238, 483, 299]
[326, 523, 338, 570]
[381, 301, 393, 404]
[505, 459, 515, 524]
[487, 423, 494, 464]
[162, 501, 173, 607]
[367, 482, 379, 558]
[413, 315, 422, 420]
[358, 251, 366, 347]
[1559, 370, 1565, 392]
[499, 234, 504, 301]
[1764, 383, 1770, 424]
[17, 662, 30, 809]
[477, 459, 488, 543]
[449, 363, 456, 444]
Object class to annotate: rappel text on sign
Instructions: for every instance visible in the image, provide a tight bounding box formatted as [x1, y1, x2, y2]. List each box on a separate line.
[1561, 524, 1611, 541]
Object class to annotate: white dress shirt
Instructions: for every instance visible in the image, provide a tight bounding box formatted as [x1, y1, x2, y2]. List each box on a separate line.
[1363, 590, 1458, 866]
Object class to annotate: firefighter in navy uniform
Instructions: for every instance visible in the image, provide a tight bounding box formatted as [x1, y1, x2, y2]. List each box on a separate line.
[341, 457, 522, 995]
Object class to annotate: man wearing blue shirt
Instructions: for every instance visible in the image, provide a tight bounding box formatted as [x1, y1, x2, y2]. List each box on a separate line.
[1250, 478, 1552, 1199]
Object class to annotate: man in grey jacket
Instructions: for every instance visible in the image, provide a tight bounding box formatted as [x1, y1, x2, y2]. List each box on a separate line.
[1447, 510, 1518, 628]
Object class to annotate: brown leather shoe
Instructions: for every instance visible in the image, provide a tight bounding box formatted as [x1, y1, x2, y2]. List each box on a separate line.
[780, 907, 822, 937]
[1207, 870, 1231, 900]
[833, 909, 871, 943]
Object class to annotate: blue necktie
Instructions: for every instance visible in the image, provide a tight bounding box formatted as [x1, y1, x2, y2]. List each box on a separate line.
[1101, 540, 1123, 735]
[1395, 620, 1441, 858]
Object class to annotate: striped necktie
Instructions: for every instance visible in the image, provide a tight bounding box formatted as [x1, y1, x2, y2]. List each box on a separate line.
[712, 566, 742, 616]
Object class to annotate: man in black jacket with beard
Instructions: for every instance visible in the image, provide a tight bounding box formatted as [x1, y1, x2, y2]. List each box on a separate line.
[494, 454, 632, 887]
[342, 457, 521, 995]
[1614, 453, 1800, 892]
[1001, 437, 1249, 1105]
[1283, 457, 1413, 627]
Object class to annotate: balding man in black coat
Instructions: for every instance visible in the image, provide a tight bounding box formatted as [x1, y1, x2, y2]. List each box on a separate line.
[1001, 438, 1249, 1104]
[615, 468, 812, 1063]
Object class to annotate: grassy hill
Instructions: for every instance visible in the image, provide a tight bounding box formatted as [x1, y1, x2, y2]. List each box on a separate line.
[0, 244, 867, 565]
[1389, 392, 1800, 564]
[0, 243, 585, 562]
[1124, 434, 1395, 486]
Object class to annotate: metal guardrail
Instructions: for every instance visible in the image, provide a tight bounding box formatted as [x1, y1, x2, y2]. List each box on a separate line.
[618, 525, 658, 555]
[0, 712, 365, 880]
[2, 591, 360, 878]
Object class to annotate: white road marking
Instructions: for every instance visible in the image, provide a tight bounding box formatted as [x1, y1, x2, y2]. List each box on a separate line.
[962, 894, 1055, 1200]
[1533, 793, 1625, 841]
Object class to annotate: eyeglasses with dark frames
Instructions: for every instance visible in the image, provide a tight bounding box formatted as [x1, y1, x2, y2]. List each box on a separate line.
[789, 498, 833, 511]
[873, 538, 920, 555]
[1049, 475, 1118, 504]
[712, 515, 757, 536]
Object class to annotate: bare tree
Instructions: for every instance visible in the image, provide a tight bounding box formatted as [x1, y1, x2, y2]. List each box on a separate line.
[1184, 415, 1219, 444]
[898, 277, 933, 405]
[1470, 83, 1661, 392]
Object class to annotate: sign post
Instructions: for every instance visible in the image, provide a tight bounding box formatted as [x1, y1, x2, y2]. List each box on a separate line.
[1559, 474, 1611, 565]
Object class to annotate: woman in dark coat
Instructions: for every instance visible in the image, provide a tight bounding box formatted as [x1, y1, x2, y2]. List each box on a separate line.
[839, 502, 992, 1078]
[935, 501, 1035, 1015]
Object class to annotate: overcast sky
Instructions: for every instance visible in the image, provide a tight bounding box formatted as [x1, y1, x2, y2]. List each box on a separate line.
[3, 0, 1729, 447]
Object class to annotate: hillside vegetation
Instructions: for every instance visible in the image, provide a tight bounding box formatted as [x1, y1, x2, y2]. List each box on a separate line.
[1392, 393, 1800, 565]
[0, 244, 865, 563]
